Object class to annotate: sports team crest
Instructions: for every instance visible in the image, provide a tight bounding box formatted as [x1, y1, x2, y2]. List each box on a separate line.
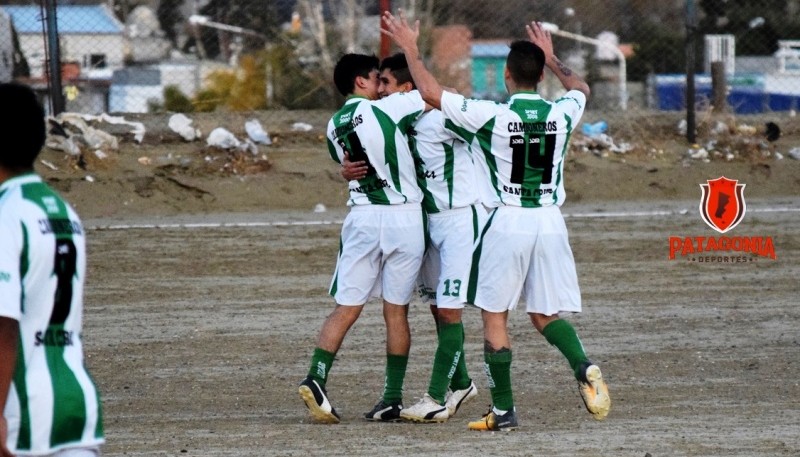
[699, 176, 746, 234]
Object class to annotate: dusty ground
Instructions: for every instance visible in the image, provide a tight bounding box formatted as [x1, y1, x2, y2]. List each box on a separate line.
[41, 108, 800, 456]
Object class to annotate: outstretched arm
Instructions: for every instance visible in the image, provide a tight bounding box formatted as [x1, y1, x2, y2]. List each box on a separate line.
[0, 317, 19, 457]
[381, 10, 444, 109]
[526, 21, 590, 98]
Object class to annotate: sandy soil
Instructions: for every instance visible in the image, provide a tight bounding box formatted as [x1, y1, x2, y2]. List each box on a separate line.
[42, 108, 800, 456]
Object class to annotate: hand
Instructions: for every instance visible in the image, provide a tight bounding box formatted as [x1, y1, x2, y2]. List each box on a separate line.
[381, 9, 420, 56]
[340, 152, 368, 181]
[525, 21, 555, 63]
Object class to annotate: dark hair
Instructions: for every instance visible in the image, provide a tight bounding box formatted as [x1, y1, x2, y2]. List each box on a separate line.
[0, 83, 45, 170]
[333, 53, 379, 96]
[379, 53, 415, 88]
[506, 40, 545, 88]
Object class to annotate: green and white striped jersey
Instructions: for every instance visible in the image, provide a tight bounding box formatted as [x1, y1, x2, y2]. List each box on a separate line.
[411, 110, 481, 213]
[440, 90, 586, 208]
[0, 174, 104, 455]
[326, 91, 425, 206]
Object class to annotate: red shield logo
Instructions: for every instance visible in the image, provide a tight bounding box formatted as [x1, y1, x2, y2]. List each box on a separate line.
[699, 177, 746, 233]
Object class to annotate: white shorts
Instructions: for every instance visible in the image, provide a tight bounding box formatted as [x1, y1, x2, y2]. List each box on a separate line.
[463, 205, 581, 315]
[330, 203, 425, 306]
[417, 205, 488, 309]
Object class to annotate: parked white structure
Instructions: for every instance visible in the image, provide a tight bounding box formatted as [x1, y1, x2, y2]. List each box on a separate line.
[1, 4, 125, 79]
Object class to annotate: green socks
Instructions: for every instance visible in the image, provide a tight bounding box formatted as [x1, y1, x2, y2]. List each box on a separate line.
[383, 353, 409, 405]
[428, 322, 465, 403]
[484, 349, 513, 411]
[541, 319, 589, 380]
[308, 347, 336, 385]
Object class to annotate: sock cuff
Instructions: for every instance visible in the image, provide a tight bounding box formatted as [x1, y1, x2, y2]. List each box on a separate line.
[541, 318, 574, 344]
[484, 349, 512, 364]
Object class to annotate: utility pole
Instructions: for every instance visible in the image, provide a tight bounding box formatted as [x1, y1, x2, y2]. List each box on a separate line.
[44, 0, 64, 115]
[685, 0, 697, 143]
[379, 0, 391, 58]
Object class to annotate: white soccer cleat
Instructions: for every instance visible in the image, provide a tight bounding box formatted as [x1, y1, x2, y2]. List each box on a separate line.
[578, 364, 611, 420]
[400, 393, 450, 423]
[445, 380, 478, 417]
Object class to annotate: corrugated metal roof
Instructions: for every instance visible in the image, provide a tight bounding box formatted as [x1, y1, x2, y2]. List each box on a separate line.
[1, 5, 124, 34]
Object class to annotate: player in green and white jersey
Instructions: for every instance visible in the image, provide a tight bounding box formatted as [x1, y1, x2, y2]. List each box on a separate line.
[343, 53, 483, 423]
[0, 83, 104, 456]
[299, 53, 427, 424]
[383, 12, 611, 430]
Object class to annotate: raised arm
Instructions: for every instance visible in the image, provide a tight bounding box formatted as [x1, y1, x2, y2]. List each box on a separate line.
[526, 21, 590, 98]
[381, 10, 443, 109]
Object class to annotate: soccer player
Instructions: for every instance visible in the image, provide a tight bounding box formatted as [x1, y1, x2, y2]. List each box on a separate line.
[381, 12, 611, 431]
[0, 83, 105, 456]
[298, 53, 427, 423]
[343, 53, 483, 423]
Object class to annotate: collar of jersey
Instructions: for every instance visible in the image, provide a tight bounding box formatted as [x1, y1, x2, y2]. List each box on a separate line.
[344, 95, 368, 105]
[0, 172, 41, 192]
[509, 91, 543, 102]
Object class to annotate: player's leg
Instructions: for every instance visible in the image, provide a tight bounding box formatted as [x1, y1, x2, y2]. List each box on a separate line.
[466, 309, 518, 431]
[300, 208, 380, 423]
[383, 299, 410, 405]
[365, 204, 425, 421]
[464, 207, 524, 431]
[524, 206, 610, 420]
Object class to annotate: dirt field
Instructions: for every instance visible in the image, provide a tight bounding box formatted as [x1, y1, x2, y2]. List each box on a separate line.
[41, 108, 800, 456]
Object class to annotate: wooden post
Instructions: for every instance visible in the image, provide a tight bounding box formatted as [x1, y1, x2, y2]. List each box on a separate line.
[711, 61, 728, 113]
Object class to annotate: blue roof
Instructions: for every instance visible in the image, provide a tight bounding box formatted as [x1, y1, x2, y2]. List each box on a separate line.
[1, 5, 123, 34]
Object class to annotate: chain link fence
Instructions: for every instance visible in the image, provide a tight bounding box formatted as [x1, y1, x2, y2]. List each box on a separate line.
[1, 0, 799, 116]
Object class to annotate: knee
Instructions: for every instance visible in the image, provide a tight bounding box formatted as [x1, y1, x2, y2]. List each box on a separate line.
[530, 313, 557, 333]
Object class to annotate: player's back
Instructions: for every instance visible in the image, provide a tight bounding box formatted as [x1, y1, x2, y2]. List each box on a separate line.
[412, 110, 481, 213]
[326, 91, 425, 206]
[440, 90, 586, 208]
[0, 173, 104, 454]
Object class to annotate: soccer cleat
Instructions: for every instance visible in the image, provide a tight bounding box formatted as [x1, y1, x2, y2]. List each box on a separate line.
[298, 377, 341, 424]
[364, 400, 403, 422]
[400, 393, 450, 423]
[467, 407, 519, 431]
[578, 362, 611, 420]
[445, 380, 478, 417]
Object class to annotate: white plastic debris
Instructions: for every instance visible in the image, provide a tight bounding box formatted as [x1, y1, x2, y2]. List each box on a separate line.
[736, 124, 757, 135]
[245, 119, 272, 145]
[687, 147, 709, 160]
[47, 136, 81, 156]
[313, 203, 327, 213]
[40, 160, 58, 171]
[168, 113, 202, 141]
[291, 122, 313, 132]
[775, 152, 784, 160]
[85, 175, 95, 182]
[240, 139, 259, 156]
[677, 119, 687, 135]
[711, 121, 728, 135]
[206, 128, 241, 149]
[788, 147, 800, 160]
